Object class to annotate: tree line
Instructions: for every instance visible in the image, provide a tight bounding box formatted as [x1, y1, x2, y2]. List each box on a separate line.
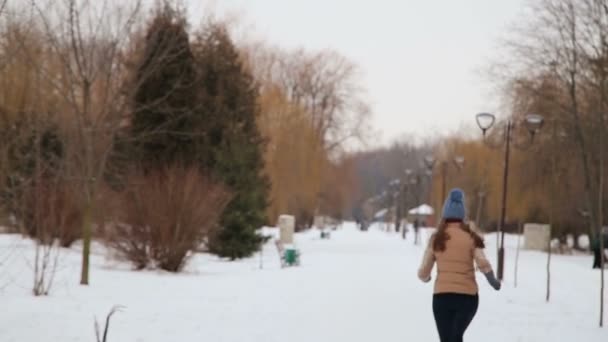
[0, 0, 370, 293]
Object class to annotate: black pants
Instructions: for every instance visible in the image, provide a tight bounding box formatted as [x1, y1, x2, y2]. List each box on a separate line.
[432, 293, 479, 342]
[593, 248, 602, 268]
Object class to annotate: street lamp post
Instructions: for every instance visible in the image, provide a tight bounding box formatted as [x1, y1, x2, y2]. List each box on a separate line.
[475, 190, 486, 231]
[399, 169, 413, 238]
[425, 155, 465, 224]
[387, 179, 400, 233]
[450, 156, 466, 200]
[424, 157, 436, 215]
[475, 112, 544, 281]
[408, 173, 423, 243]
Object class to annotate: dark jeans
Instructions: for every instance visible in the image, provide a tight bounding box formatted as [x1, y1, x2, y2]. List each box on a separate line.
[432, 293, 479, 342]
[593, 248, 602, 268]
[592, 248, 608, 269]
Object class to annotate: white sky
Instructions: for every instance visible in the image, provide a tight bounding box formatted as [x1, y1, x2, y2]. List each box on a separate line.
[185, 0, 527, 147]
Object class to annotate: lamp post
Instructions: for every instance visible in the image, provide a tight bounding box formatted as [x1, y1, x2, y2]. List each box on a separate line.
[398, 169, 413, 237]
[408, 172, 424, 243]
[450, 156, 466, 200]
[423, 156, 436, 215]
[384, 180, 397, 232]
[424, 155, 465, 223]
[475, 190, 486, 231]
[475, 112, 544, 281]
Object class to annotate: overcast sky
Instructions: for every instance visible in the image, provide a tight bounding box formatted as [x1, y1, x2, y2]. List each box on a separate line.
[185, 0, 527, 147]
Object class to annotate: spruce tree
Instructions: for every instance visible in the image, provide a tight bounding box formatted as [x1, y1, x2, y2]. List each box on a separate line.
[130, 7, 201, 168]
[1, 118, 64, 238]
[192, 24, 269, 259]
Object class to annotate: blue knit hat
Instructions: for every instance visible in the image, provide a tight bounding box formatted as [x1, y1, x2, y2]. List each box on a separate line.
[442, 188, 466, 220]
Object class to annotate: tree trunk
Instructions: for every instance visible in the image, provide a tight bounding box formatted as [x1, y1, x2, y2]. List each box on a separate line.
[596, 9, 606, 327]
[547, 119, 559, 303]
[514, 221, 523, 288]
[79, 81, 93, 286]
[547, 176, 553, 302]
[560, 2, 600, 244]
[573, 232, 581, 251]
[599, 179, 604, 328]
[80, 201, 92, 285]
[598, 105, 604, 327]
[546, 227, 551, 302]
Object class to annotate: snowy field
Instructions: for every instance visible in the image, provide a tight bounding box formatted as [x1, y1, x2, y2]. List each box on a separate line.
[0, 223, 606, 342]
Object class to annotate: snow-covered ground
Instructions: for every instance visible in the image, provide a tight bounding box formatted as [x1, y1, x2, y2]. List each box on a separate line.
[0, 223, 606, 341]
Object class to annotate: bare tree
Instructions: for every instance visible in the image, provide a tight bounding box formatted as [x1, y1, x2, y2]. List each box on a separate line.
[0, 0, 7, 16]
[280, 49, 370, 154]
[245, 45, 371, 154]
[241, 42, 372, 223]
[29, 0, 146, 285]
[514, 222, 523, 288]
[547, 127, 556, 302]
[29, 181, 63, 296]
[578, 0, 608, 324]
[21, 0, 145, 285]
[24, 115, 64, 296]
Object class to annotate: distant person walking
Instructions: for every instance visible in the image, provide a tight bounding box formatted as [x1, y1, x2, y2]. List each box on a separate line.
[418, 188, 501, 342]
[414, 218, 420, 245]
[591, 230, 608, 269]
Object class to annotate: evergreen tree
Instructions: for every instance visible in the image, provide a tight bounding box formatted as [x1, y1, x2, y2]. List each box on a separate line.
[192, 24, 269, 259]
[0, 114, 65, 240]
[130, 7, 201, 168]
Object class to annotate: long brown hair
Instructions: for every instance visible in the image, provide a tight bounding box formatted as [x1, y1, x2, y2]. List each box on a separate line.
[432, 219, 485, 252]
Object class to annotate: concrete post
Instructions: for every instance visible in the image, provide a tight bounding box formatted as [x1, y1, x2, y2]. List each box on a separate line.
[523, 223, 551, 251]
[278, 215, 295, 245]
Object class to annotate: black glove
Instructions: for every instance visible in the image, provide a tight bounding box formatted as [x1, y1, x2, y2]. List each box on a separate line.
[483, 271, 501, 290]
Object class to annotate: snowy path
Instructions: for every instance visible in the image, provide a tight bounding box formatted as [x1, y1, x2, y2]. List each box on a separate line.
[0, 224, 606, 341]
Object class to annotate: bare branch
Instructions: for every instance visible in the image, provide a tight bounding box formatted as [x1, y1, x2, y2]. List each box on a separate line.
[0, 0, 7, 16]
[95, 305, 125, 342]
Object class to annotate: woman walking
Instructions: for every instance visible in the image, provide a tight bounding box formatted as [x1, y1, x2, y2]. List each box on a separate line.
[418, 188, 501, 342]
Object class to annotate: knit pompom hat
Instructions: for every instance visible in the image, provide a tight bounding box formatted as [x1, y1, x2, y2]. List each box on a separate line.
[442, 188, 466, 220]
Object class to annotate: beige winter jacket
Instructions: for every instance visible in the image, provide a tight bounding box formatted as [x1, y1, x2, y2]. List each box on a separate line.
[417, 223, 493, 295]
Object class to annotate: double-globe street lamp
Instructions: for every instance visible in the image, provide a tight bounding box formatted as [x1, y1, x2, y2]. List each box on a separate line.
[424, 155, 465, 223]
[397, 169, 415, 236]
[389, 168, 416, 235]
[406, 170, 427, 243]
[475, 112, 544, 281]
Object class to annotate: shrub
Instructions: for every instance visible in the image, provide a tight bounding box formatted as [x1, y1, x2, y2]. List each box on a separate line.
[20, 178, 82, 247]
[105, 166, 231, 272]
[19, 178, 78, 295]
[0, 118, 75, 245]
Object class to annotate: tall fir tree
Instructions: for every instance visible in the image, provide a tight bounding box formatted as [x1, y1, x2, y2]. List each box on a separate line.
[192, 23, 269, 259]
[130, 7, 202, 169]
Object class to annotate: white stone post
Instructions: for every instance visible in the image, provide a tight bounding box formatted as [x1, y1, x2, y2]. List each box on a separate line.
[278, 215, 295, 245]
[524, 223, 551, 251]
